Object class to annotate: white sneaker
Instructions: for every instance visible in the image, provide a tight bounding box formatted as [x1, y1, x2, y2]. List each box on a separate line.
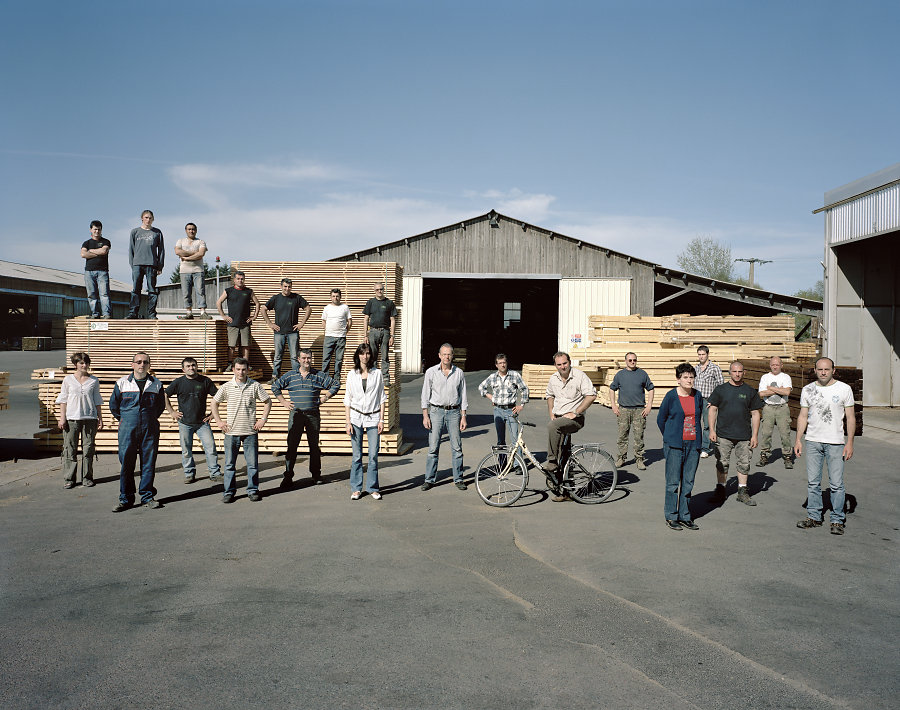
[700, 451, 709, 458]
[370, 491, 382, 500]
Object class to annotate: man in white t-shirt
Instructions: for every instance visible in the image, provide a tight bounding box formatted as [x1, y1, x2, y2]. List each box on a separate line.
[757, 356, 793, 468]
[321, 288, 352, 382]
[175, 223, 210, 319]
[794, 357, 855, 535]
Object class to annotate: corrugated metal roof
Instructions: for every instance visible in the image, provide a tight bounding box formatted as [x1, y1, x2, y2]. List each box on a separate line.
[816, 162, 900, 212]
[0, 260, 132, 292]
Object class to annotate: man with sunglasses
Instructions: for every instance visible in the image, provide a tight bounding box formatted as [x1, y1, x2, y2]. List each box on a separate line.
[609, 352, 655, 470]
[109, 352, 167, 512]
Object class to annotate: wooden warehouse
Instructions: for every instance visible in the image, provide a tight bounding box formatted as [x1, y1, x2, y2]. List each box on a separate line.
[330, 211, 822, 372]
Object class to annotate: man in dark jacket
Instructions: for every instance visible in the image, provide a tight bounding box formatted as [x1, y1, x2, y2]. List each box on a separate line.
[109, 351, 166, 511]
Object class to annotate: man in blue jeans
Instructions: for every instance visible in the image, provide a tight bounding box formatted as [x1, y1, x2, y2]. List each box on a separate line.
[81, 220, 111, 318]
[127, 210, 164, 319]
[164, 357, 221, 484]
[421, 343, 468, 491]
[261, 278, 311, 381]
[109, 352, 166, 512]
[478, 353, 529, 446]
[211, 358, 272, 503]
[794, 358, 855, 535]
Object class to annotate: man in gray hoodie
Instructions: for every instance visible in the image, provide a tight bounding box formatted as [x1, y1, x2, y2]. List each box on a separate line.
[127, 209, 165, 319]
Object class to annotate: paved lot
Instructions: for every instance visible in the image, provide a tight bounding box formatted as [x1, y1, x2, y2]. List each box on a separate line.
[1, 351, 897, 709]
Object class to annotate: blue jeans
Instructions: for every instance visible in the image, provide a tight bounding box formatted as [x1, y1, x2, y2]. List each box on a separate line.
[272, 332, 299, 379]
[425, 407, 463, 483]
[118, 418, 160, 505]
[223, 433, 259, 497]
[129, 265, 159, 318]
[493, 406, 519, 446]
[350, 424, 380, 492]
[700, 399, 711, 453]
[321, 336, 346, 380]
[178, 421, 220, 478]
[180, 272, 206, 309]
[805, 440, 846, 523]
[84, 270, 111, 317]
[663, 444, 700, 521]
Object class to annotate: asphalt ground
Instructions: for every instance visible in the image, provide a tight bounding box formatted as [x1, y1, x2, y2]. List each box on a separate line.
[0, 351, 897, 709]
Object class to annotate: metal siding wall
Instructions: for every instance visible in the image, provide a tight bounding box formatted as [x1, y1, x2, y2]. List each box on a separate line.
[557, 279, 631, 352]
[827, 183, 900, 246]
[401, 275, 423, 374]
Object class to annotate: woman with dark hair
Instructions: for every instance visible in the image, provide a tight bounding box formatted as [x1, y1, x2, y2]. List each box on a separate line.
[656, 362, 704, 530]
[343, 342, 386, 500]
[55, 351, 104, 488]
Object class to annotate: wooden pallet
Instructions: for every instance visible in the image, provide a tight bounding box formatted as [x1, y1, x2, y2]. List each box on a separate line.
[0, 371, 8, 410]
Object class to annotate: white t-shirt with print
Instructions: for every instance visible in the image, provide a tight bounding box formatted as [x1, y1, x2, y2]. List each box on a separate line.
[800, 380, 854, 444]
[322, 303, 351, 337]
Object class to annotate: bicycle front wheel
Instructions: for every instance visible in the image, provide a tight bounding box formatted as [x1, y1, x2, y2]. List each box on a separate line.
[475, 451, 528, 507]
[564, 445, 618, 504]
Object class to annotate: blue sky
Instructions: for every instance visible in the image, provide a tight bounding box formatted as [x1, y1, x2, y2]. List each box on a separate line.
[2, 0, 897, 295]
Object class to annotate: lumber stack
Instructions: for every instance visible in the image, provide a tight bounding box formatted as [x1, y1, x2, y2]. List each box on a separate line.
[33, 261, 406, 455]
[741, 360, 863, 434]
[567, 314, 809, 408]
[0, 371, 9, 410]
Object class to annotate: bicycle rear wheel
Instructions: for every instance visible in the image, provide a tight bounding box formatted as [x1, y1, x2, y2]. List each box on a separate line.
[564, 445, 618, 504]
[475, 450, 528, 507]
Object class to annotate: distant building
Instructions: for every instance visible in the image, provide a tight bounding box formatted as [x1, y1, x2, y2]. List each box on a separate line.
[0, 261, 133, 348]
[815, 163, 900, 406]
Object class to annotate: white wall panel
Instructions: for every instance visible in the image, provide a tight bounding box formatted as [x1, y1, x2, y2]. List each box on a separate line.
[558, 279, 631, 352]
[401, 275, 423, 374]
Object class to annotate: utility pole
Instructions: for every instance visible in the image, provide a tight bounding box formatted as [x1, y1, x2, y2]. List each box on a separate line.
[734, 257, 772, 284]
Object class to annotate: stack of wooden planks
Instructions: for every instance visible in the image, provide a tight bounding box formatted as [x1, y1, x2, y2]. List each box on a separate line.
[741, 359, 863, 434]
[0, 371, 9, 410]
[33, 261, 406, 455]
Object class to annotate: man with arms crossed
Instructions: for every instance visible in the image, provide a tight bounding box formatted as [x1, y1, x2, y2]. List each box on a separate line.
[694, 345, 724, 458]
[271, 348, 339, 488]
[707, 361, 764, 505]
[81, 220, 111, 319]
[110, 352, 166, 511]
[421, 343, 468, 491]
[545, 351, 597, 502]
[363, 282, 398, 385]
[216, 271, 260, 370]
[757, 355, 793, 468]
[127, 210, 164, 320]
[175, 223, 211, 320]
[321, 288, 352, 382]
[478, 353, 529, 447]
[609, 352, 655, 470]
[165, 357, 221, 484]
[261, 278, 311, 381]
[211, 358, 271, 503]
[795, 358, 855, 535]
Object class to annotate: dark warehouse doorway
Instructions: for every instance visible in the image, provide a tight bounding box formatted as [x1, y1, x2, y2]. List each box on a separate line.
[421, 276, 559, 371]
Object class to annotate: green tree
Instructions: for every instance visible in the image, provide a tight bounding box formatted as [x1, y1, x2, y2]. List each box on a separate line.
[676, 236, 737, 282]
[169, 261, 231, 284]
[792, 280, 824, 341]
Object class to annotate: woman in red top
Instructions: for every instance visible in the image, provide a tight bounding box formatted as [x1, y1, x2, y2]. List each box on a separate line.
[656, 363, 704, 531]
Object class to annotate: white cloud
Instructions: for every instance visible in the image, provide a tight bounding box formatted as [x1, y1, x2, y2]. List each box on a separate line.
[464, 188, 556, 223]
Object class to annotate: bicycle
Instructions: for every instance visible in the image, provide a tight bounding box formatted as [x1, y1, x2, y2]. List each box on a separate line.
[474, 419, 618, 507]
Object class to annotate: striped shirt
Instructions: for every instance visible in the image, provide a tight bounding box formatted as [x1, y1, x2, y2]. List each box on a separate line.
[213, 378, 271, 436]
[694, 361, 724, 399]
[478, 370, 529, 407]
[271, 368, 339, 411]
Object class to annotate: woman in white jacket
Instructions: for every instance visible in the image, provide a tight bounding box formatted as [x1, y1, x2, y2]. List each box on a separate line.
[56, 351, 104, 488]
[344, 342, 386, 500]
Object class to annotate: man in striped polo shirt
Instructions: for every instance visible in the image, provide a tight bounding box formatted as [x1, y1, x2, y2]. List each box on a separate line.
[211, 358, 272, 503]
[272, 348, 340, 488]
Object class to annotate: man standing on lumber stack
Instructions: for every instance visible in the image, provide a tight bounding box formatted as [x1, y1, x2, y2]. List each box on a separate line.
[756, 356, 794, 469]
[794, 358, 855, 535]
[174, 223, 211, 320]
[363, 282, 398, 386]
[261, 278, 311, 381]
[694, 346, 724, 459]
[609, 352, 655, 470]
[545, 351, 597, 502]
[321, 287, 352, 383]
[271, 348, 339, 489]
[707, 361, 764, 505]
[81, 220, 111, 319]
[216, 271, 260, 370]
[127, 210, 164, 320]
[109, 351, 167, 512]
